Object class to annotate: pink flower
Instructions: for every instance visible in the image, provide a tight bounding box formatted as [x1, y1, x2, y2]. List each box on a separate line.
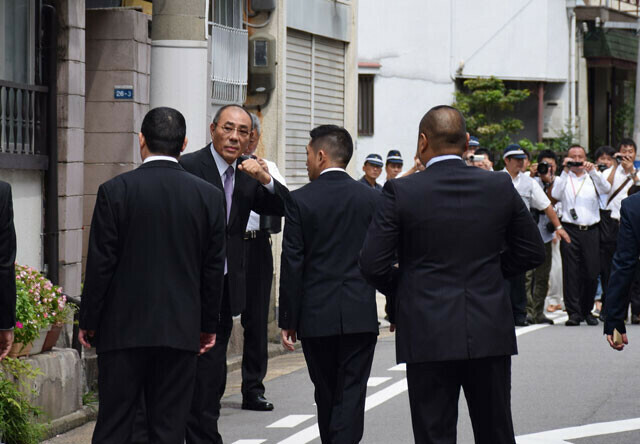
[16, 321, 23, 329]
[43, 313, 48, 318]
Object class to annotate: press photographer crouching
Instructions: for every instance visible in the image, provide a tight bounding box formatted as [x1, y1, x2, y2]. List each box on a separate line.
[525, 150, 563, 324]
[502, 144, 570, 326]
[598, 140, 639, 320]
[550, 144, 612, 326]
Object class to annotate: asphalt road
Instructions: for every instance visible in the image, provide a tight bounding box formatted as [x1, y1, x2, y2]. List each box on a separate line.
[218, 312, 640, 444]
[45, 311, 640, 444]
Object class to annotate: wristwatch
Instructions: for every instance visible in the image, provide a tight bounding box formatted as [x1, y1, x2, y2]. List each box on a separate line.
[555, 225, 564, 231]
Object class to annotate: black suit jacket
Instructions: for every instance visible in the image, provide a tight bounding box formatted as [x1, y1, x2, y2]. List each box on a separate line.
[79, 160, 226, 354]
[0, 181, 16, 330]
[604, 193, 640, 335]
[279, 171, 380, 338]
[180, 145, 288, 315]
[360, 159, 545, 363]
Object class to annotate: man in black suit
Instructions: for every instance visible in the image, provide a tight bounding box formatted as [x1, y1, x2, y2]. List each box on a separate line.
[180, 105, 288, 444]
[279, 125, 380, 444]
[79, 107, 226, 444]
[604, 191, 640, 350]
[360, 105, 545, 444]
[0, 180, 16, 361]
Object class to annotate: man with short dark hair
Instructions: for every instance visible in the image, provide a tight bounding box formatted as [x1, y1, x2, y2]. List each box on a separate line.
[385, 149, 404, 181]
[0, 180, 16, 361]
[360, 153, 383, 190]
[79, 107, 226, 444]
[361, 105, 545, 444]
[551, 144, 611, 326]
[280, 125, 380, 444]
[180, 104, 288, 444]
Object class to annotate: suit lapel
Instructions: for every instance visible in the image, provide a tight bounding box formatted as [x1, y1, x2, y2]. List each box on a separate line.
[199, 146, 224, 192]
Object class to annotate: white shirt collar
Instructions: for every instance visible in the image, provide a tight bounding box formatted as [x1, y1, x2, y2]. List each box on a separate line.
[210, 143, 237, 176]
[320, 167, 346, 175]
[426, 155, 463, 168]
[143, 155, 178, 164]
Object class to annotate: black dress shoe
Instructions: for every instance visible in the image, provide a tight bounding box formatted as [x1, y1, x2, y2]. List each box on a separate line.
[535, 315, 554, 325]
[585, 314, 599, 326]
[514, 318, 529, 327]
[565, 316, 581, 326]
[242, 395, 274, 411]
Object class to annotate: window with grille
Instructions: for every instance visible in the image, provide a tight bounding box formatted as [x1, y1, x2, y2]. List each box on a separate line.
[358, 74, 374, 136]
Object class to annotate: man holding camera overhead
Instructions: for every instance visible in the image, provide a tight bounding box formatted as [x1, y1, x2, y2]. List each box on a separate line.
[551, 144, 611, 326]
[502, 144, 570, 326]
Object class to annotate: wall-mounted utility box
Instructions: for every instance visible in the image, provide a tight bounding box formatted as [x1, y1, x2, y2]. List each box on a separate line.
[248, 33, 276, 94]
[251, 0, 276, 12]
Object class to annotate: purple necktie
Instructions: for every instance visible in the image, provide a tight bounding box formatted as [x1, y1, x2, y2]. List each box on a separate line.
[223, 166, 234, 222]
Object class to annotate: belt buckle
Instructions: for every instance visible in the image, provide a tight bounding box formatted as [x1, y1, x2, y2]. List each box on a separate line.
[579, 225, 588, 231]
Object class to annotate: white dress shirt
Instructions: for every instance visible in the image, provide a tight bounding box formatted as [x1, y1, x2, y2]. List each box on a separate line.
[246, 159, 288, 231]
[502, 169, 550, 211]
[426, 155, 463, 168]
[143, 155, 179, 164]
[602, 165, 634, 220]
[551, 169, 612, 226]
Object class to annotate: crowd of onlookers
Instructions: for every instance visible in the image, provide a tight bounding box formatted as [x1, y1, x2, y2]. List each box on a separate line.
[360, 137, 640, 327]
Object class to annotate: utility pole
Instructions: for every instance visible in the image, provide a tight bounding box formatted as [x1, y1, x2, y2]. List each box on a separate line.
[150, 0, 208, 151]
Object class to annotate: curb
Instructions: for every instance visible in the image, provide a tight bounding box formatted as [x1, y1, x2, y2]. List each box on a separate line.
[43, 405, 98, 441]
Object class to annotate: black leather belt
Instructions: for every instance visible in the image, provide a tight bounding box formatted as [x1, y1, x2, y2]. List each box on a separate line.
[564, 222, 599, 231]
[243, 230, 269, 240]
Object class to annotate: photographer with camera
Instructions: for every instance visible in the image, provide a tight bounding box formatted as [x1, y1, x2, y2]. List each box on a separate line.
[550, 144, 612, 326]
[525, 150, 565, 324]
[598, 140, 638, 319]
[470, 147, 494, 171]
[502, 145, 570, 326]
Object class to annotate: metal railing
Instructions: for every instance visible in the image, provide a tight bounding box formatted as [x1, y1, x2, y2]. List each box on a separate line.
[0, 80, 49, 169]
[584, 0, 640, 15]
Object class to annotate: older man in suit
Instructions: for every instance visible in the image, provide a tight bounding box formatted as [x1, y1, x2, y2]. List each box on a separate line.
[79, 107, 226, 444]
[360, 105, 545, 444]
[280, 125, 380, 443]
[179, 104, 288, 444]
[0, 180, 16, 361]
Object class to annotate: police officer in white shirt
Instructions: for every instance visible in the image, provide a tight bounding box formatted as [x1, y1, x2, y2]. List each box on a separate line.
[240, 114, 288, 411]
[598, 140, 639, 318]
[502, 144, 570, 326]
[551, 144, 612, 326]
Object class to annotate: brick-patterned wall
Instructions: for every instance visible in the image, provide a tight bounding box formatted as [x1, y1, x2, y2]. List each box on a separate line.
[57, 0, 86, 299]
[83, 8, 151, 268]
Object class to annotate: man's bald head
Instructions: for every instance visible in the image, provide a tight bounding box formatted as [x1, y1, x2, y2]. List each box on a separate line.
[419, 105, 468, 154]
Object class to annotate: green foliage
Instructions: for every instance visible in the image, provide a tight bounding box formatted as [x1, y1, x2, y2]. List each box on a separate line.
[454, 77, 530, 152]
[548, 122, 577, 153]
[82, 391, 98, 406]
[0, 358, 46, 444]
[14, 265, 75, 347]
[615, 101, 635, 142]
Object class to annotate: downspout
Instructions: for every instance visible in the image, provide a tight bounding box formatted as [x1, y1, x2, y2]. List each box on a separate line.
[42, 2, 58, 285]
[570, 7, 577, 133]
[537, 82, 544, 142]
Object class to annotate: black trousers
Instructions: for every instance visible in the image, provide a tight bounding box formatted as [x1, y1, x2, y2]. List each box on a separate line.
[406, 356, 515, 444]
[185, 283, 234, 444]
[93, 347, 197, 444]
[301, 333, 377, 444]
[599, 211, 620, 309]
[241, 234, 273, 398]
[561, 224, 600, 320]
[506, 273, 526, 323]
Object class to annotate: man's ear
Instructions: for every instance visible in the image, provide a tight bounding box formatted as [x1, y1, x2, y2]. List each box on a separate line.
[138, 132, 146, 149]
[417, 133, 428, 157]
[181, 137, 188, 153]
[210, 123, 216, 139]
[465, 132, 470, 151]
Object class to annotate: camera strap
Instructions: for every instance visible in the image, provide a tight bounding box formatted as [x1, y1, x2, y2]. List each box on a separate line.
[606, 177, 631, 206]
[569, 175, 587, 201]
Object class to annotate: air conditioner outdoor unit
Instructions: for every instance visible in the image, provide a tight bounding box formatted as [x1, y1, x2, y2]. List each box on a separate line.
[543, 100, 565, 138]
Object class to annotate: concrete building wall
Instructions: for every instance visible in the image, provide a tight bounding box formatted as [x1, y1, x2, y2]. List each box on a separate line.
[57, 0, 86, 299]
[357, 0, 571, 180]
[0, 169, 43, 269]
[83, 8, 150, 265]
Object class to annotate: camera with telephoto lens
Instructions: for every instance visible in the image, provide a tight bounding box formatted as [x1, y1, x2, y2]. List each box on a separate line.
[537, 161, 550, 175]
[567, 161, 584, 167]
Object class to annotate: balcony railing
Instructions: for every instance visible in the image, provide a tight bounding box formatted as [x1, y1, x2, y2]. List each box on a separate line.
[583, 0, 640, 15]
[0, 80, 49, 170]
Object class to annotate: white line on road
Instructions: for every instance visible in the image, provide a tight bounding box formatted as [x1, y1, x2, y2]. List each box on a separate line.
[388, 363, 406, 371]
[516, 417, 640, 443]
[232, 440, 267, 444]
[267, 415, 315, 429]
[367, 376, 392, 387]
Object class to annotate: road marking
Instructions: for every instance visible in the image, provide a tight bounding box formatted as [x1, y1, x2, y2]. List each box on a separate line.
[367, 376, 391, 387]
[267, 414, 315, 429]
[388, 363, 406, 371]
[515, 315, 568, 337]
[516, 417, 640, 443]
[232, 440, 266, 444]
[277, 379, 409, 444]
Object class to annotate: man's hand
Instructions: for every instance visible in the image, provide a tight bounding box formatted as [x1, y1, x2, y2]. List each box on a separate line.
[607, 332, 629, 351]
[78, 329, 95, 349]
[584, 162, 595, 173]
[281, 329, 297, 352]
[529, 163, 538, 177]
[0, 330, 14, 361]
[199, 332, 217, 355]
[556, 228, 571, 244]
[238, 158, 272, 185]
[621, 156, 635, 175]
[257, 157, 270, 174]
[563, 157, 574, 170]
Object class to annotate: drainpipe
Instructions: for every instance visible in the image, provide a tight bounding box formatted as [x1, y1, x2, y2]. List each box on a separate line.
[570, 7, 577, 134]
[633, 17, 640, 159]
[42, 2, 58, 285]
[537, 82, 544, 142]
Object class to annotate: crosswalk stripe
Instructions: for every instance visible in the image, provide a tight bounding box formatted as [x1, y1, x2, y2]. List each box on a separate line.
[367, 376, 392, 387]
[231, 440, 267, 444]
[267, 415, 315, 429]
[388, 363, 406, 371]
